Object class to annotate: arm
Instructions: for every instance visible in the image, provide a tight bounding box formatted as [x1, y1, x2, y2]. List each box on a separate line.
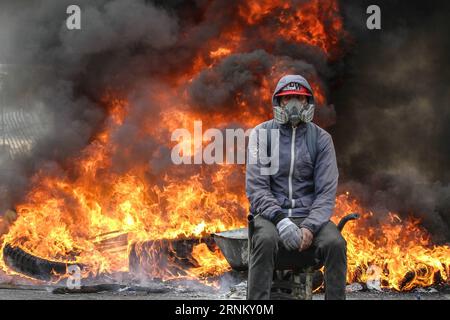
[300, 131, 339, 234]
[245, 125, 285, 225]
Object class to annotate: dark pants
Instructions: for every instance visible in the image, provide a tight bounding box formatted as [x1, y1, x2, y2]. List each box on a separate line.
[248, 216, 347, 300]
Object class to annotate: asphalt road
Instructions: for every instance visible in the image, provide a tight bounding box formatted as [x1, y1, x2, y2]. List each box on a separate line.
[0, 284, 448, 300]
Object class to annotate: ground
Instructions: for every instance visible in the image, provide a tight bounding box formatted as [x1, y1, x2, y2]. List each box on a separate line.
[1, 269, 448, 300]
[0, 282, 448, 300]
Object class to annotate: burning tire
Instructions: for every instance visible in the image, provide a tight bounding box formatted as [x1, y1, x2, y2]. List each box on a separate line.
[2, 243, 81, 281]
[129, 237, 217, 276]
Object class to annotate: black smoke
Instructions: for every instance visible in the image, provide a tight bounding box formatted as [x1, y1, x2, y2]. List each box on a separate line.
[0, 0, 179, 212]
[332, 0, 450, 242]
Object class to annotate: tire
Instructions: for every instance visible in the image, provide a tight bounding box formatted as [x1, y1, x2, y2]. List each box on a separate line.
[3, 243, 82, 281]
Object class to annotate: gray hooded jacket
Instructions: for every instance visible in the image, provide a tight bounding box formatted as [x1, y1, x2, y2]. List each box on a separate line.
[245, 75, 339, 234]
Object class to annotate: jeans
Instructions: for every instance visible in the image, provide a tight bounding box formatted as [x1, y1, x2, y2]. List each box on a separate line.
[247, 216, 347, 300]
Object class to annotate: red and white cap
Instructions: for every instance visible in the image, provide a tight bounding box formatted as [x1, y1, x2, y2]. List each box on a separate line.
[275, 82, 312, 97]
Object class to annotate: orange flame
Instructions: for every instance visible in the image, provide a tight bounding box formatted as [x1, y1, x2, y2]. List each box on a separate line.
[333, 194, 450, 290]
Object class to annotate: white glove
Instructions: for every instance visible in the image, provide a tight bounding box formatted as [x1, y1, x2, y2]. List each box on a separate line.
[276, 218, 303, 251]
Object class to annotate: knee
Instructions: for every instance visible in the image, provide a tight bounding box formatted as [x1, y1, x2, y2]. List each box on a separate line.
[334, 236, 347, 252]
[319, 233, 347, 254]
[253, 233, 278, 253]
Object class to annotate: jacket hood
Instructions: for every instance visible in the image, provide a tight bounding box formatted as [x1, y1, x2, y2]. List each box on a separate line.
[272, 74, 315, 107]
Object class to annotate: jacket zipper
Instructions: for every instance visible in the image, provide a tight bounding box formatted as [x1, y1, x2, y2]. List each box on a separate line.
[288, 126, 296, 217]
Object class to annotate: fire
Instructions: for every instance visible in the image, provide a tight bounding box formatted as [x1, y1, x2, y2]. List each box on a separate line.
[188, 243, 231, 282]
[333, 194, 450, 291]
[0, 106, 247, 277]
[210, 48, 232, 59]
[238, 0, 345, 58]
[0, 0, 448, 293]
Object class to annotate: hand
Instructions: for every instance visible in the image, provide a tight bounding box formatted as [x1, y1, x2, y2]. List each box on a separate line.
[299, 227, 313, 251]
[276, 218, 302, 251]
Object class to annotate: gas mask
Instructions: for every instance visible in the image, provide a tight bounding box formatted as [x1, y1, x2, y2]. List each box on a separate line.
[273, 98, 315, 127]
